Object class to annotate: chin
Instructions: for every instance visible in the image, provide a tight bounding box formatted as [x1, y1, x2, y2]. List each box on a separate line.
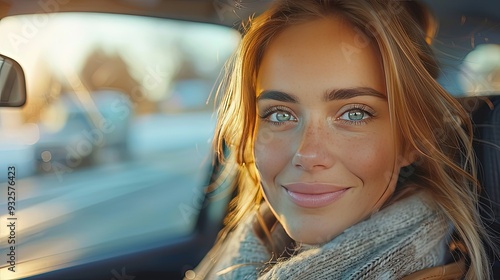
[285, 222, 342, 245]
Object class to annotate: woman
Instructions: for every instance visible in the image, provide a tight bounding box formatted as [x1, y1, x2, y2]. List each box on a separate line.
[191, 0, 493, 279]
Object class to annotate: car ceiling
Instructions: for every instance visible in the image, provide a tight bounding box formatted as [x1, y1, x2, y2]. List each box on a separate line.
[0, 0, 274, 27]
[1, 0, 497, 49]
[0, 0, 497, 26]
[0, 0, 498, 77]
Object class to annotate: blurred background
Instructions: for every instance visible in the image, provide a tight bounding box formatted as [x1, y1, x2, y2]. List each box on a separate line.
[0, 12, 240, 279]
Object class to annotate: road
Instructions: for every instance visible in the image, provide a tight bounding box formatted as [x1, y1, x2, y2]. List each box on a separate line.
[0, 126, 215, 279]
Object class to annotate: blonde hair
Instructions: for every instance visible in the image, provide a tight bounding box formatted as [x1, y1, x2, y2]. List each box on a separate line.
[212, 0, 492, 278]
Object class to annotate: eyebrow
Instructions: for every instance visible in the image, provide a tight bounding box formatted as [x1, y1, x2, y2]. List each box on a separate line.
[257, 87, 386, 103]
[325, 87, 386, 101]
[257, 90, 298, 103]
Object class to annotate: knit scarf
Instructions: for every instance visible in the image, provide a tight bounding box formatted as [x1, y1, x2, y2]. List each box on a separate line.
[199, 193, 450, 280]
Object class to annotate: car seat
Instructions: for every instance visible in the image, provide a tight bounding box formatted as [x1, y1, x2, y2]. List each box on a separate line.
[461, 95, 500, 276]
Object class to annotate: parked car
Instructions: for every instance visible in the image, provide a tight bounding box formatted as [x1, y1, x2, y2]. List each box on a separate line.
[0, 0, 498, 279]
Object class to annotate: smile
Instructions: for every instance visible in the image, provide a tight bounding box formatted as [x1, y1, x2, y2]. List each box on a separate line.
[283, 183, 349, 208]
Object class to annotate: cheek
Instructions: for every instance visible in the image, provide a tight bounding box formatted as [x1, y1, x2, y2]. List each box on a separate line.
[346, 133, 397, 186]
[254, 129, 290, 184]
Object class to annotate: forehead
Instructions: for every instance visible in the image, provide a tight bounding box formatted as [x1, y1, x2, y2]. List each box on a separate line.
[256, 17, 386, 97]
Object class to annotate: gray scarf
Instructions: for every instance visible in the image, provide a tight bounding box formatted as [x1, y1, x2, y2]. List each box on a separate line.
[199, 193, 450, 280]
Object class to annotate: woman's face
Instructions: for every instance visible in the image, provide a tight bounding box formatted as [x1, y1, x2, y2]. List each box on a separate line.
[254, 18, 410, 244]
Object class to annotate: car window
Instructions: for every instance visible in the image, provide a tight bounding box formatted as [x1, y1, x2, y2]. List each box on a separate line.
[0, 12, 239, 279]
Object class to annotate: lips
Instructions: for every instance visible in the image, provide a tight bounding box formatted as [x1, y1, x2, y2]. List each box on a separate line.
[283, 183, 349, 208]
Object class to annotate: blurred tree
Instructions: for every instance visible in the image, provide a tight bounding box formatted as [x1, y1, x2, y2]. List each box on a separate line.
[78, 48, 156, 114]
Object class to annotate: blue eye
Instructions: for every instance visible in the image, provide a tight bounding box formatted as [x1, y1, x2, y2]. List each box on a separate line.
[259, 106, 297, 125]
[269, 111, 295, 122]
[340, 109, 368, 121]
[337, 105, 375, 125]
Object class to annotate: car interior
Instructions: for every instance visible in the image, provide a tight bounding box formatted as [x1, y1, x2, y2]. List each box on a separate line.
[466, 95, 500, 276]
[0, 0, 498, 279]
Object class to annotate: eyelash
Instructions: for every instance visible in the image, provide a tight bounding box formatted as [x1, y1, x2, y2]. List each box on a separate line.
[258, 105, 297, 126]
[258, 104, 376, 126]
[336, 104, 376, 126]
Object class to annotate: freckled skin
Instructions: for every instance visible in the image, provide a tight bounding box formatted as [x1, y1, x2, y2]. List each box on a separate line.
[254, 18, 411, 244]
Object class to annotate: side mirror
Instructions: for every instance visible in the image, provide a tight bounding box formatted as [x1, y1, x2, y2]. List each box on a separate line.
[0, 55, 26, 107]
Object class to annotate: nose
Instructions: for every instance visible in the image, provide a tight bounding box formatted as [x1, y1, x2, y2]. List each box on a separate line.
[292, 120, 335, 171]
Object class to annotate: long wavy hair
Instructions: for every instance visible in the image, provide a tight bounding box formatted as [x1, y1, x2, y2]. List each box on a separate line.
[210, 0, 491, 278]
